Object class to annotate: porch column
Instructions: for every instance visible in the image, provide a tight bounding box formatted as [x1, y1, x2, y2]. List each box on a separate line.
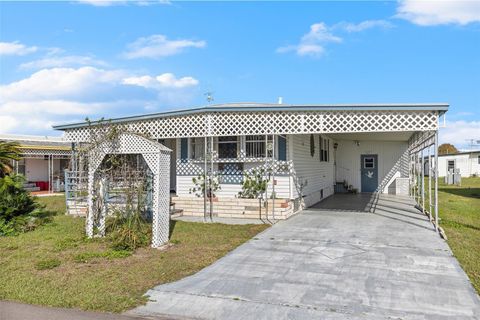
[210, 135, 214, 221]
[434, 131, 439, 232]
[428, 146, 432, 217]
[421, 149, 425, 213]
[203, 136, 207, 222]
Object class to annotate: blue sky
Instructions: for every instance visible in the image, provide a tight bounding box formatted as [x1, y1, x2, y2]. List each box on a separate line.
[0, 0, 479, 148]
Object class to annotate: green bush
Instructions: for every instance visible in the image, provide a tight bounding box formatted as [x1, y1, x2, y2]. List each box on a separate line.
[35, 258, 61, 270]
[0, 174, 52, 236]
[107, 212, 151, 251]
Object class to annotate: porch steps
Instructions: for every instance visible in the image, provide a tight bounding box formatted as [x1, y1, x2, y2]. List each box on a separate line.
[23, 182, 40, 192]
[172, 197, 295, 220]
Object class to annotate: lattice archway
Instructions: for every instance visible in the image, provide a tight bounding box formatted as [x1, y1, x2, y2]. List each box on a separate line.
[86, 133, 171, 248]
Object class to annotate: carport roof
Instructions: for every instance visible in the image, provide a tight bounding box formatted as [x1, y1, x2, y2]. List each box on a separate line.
[53, 102, 449, 130]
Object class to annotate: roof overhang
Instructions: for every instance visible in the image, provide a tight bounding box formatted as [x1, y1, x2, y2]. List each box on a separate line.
[53, 102, 449, 131]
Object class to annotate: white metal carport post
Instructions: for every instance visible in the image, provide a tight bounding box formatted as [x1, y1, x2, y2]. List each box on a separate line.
[434, 131, 439, 233]
[421, 149, 425, 214]
[428, 146, 432, 218]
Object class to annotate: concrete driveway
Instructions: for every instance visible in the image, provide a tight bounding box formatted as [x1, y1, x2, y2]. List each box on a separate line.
[129, 194, 480, 320]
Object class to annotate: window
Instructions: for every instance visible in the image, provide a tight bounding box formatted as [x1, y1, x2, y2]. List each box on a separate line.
[246, 135, 266, 158]
[190, 138, 204, 160]
[319, 136, 330, 162]
[478, 155, 480, 164]
[218, 136, 238, 158]
[448, 160, 455, 172]
[245, 135, 275, 158]
[364, 157, 375, 169]
[17, 158, 26, 175]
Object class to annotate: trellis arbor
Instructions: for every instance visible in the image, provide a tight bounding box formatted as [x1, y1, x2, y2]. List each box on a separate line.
[55, 103, 448, 237]
[85, 132, 171, 248]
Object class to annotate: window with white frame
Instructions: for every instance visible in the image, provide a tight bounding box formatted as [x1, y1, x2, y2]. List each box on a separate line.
[218, 136, 238, 158]
[190, 138, 205, 160]
[319, 136, 330, 162]
[245, 135, 273, 158]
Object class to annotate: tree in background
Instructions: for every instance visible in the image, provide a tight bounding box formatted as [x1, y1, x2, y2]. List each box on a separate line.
[0, 141, 21, 178]
[438, 143, 459, 155]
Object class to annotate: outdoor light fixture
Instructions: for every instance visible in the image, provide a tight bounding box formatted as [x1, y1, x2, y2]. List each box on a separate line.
[354, 140, 360, 146]
[333, 142, 338, 149]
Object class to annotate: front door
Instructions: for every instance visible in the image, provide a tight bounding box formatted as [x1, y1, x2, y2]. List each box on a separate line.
[361, 154, 378, 192]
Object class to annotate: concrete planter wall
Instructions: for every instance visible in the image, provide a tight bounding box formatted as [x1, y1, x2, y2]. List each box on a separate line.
[173, 196, 299, 220]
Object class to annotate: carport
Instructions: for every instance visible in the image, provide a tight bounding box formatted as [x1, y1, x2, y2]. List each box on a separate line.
[130, 192, 480, 319]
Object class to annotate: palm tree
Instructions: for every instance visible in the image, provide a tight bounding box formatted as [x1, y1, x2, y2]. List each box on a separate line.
[0, 140, 21, 177]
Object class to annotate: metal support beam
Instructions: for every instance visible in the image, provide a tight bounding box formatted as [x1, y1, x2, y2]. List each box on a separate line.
[428, 146, 432, 217]
[210, 136, 214, 221]
[421, 149, 425, 214]
[204, 136, 207, 223]
[272, 134, 276, 221]
[434, 131, 439, 232]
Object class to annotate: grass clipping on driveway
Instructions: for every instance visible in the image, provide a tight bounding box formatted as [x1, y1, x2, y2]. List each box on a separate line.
[0, 196, 268, 312]
[436, 177, 480, 295]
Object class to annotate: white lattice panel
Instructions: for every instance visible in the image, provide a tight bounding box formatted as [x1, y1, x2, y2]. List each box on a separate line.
[19, 148, 71, 157]
[85, 132, 171, 248]
[64, 110, 439, 142]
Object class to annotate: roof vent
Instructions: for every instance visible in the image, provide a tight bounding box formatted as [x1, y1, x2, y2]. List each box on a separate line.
[278, 97, 283, 104]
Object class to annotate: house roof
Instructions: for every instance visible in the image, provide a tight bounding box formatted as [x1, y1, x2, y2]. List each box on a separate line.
[53, 102, 449, 131]
[439, 150, 480, 157]
[0, 133, 71, 150]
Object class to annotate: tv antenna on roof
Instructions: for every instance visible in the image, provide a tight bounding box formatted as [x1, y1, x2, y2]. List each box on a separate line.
[465, 139, 480, 150]
[204, 91, 214, 104]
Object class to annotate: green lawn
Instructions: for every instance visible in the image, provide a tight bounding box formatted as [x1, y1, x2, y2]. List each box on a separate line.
[0, 195, 268, 312]
[425, 177, 480, 294]
[439, 177, 480, 294]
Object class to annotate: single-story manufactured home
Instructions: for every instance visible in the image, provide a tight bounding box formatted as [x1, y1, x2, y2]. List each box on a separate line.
[53, 102, 448, 247]
[0, 134, 72, 193]
[437, 150, 480, 177]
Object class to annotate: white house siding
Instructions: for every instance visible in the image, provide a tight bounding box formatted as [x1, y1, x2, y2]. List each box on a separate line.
[438, 152, 480, 177]
[25, 158, 49, 181]
[289, 134, 335, 207]
[335, 140, 409, 193]
[175, 136, 291, 199]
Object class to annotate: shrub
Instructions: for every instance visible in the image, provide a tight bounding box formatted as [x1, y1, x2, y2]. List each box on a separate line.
[238, 169, 268, 199]
[35, 258, 61, 270]
[0, 174, 52, 236]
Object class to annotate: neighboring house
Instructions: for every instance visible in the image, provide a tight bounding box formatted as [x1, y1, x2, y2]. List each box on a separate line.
[0, 134, 72, 193]
[54, 102, 447, 220]
[437, 150, 480, 177]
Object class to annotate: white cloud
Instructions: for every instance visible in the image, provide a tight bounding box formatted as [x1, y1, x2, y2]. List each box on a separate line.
[0, 116, 19, 133]
[0, 67, 200, 134]
[277, 20, 391, 57]
[277, 23, 342, 57]
[334, 20, 394, 32]
[77, 0, 169, 6]
[77, 0, 126, 6]
[123, 34, 206, 59]
[1, 67, 124, 100]
[20, 55, 107, 69]
[123, 73, 199, 89]
[440, 120, 480, 148]
[396, 0, 480, 26]
[0, 41, 38, 56]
